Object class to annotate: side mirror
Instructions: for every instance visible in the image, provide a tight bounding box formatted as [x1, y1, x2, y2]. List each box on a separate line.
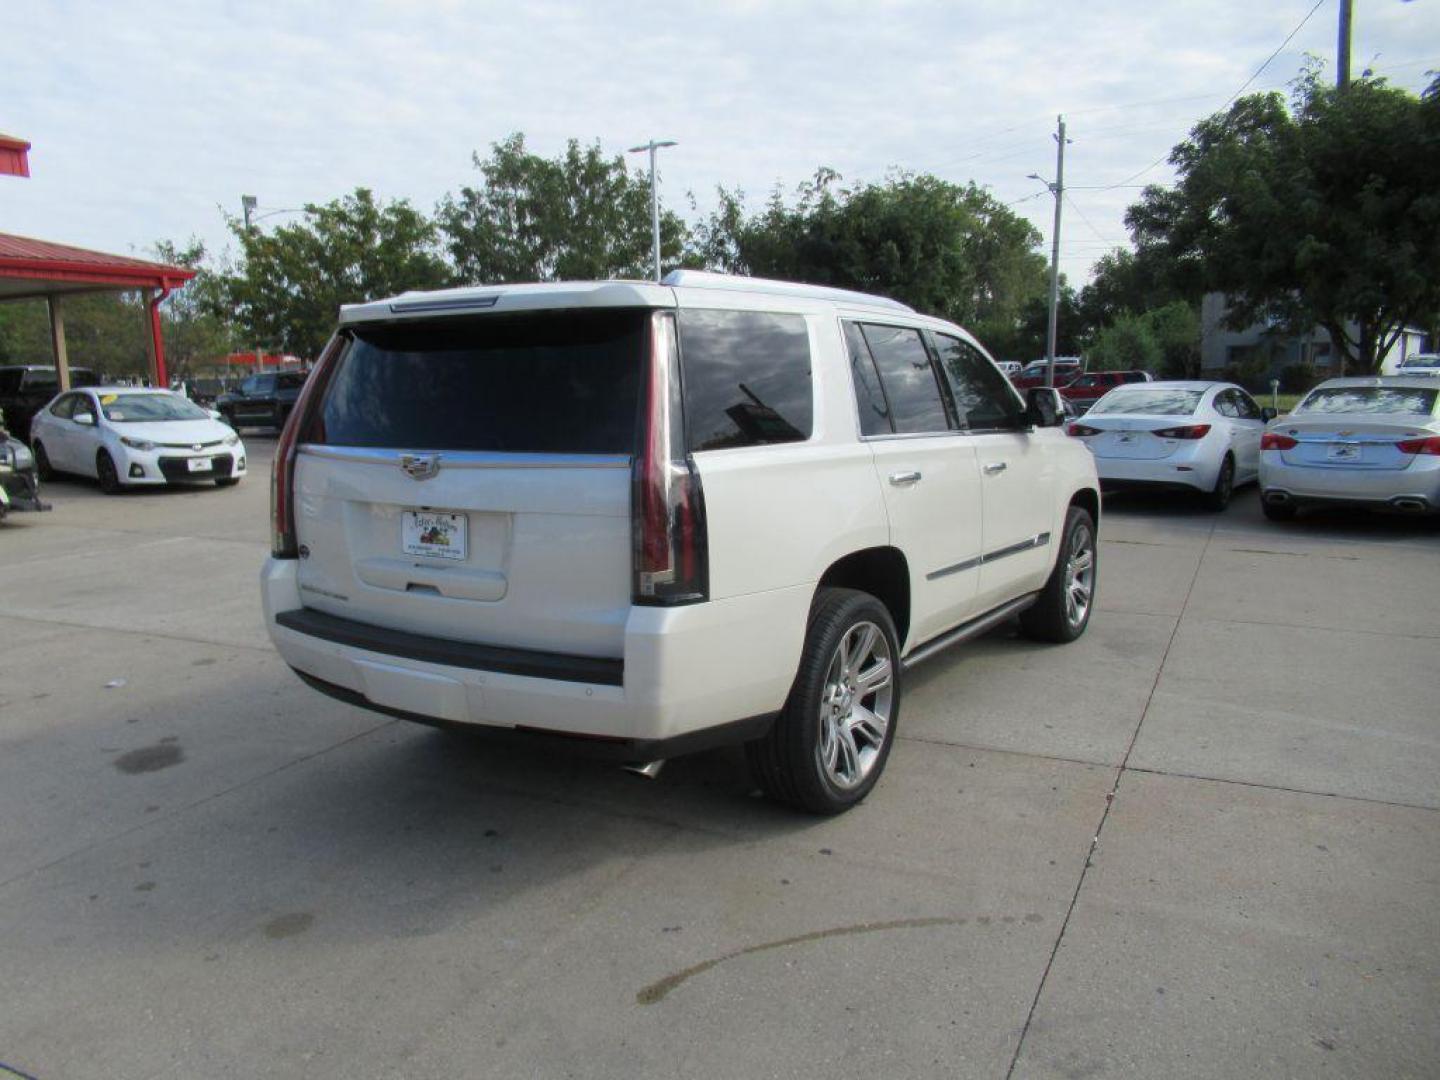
[1025, 387, 1064, 428]
[75, 413, 95, 426]
[1260, 407, 1279, 423]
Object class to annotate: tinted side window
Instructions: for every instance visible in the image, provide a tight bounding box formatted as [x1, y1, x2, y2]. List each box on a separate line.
[1214, 391, 1239, 418]
[932, 334, 1024, 430]
[845, 322, 892, 436]
[73, 394, 97, 421]
[50, 393, 77, 419]
[23, 371, 58, 393]
[677, 309, 812, 452]
[859, 324, 949, 434]
[240, 377, 260, 395]
[1233, 391, 1261, 419]
[277, 372, 307, 390]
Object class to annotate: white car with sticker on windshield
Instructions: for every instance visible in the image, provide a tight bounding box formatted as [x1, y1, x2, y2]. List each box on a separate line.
[29, 386, 246, 494]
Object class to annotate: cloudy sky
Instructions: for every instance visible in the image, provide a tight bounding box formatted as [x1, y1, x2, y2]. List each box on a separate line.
[3, 0, 1437, 287]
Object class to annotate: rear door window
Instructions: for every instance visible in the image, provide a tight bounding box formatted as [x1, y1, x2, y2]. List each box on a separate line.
[931, 333, 1025, 431]
[677, 309, 812, 451]
[845, 323, 892, 436]
[856, 323, 950, 434]
[315, 309, 646, 453]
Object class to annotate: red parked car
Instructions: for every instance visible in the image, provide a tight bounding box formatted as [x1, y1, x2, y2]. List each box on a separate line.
[1061, 370, 1153, 412]
[1011, 358, 1083, 390]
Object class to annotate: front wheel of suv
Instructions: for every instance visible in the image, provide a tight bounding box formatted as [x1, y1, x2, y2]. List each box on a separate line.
[746, 587, 900, 815]
[1020, 504, 1097, 643]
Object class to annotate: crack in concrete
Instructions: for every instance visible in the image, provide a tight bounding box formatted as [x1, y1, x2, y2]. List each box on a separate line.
[1004, 515, 1217, 1079]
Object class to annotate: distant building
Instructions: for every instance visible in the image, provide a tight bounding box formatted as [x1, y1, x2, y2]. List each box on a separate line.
[1200, 293, 1428, 377]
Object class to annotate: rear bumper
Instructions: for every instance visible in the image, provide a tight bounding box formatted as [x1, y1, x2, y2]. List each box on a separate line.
[1260, 455, 1440, 512]
[1092, 451, 1218, 493]
[261, 557, 811, 748]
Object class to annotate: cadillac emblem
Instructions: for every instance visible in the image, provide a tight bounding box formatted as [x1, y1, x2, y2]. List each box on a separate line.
[399, 453, 441, 480]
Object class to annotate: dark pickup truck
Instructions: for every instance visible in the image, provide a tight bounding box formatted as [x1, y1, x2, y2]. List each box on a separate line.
[0, 365, 99, 443]
[215, 370, 308, 429]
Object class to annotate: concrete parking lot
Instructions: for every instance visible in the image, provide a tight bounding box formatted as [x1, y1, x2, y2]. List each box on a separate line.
[1, 438, 1437, 1080]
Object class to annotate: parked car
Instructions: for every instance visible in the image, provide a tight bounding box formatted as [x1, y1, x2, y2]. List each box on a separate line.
[995, 360, 1024, 378]
[1011, 358, 1083, 390]
[29, 386, 247, 494]
[1395, 353, 1440, 378]
[1259, 377, 1440, 520]
[0, 365, 100, 443]
[0, 417, 48, 520]
[261, 270, 1101, 814]
[1060, 370, 1152, 412]
[215, 370, 308, 429]
[1067, 380, 1275, 510]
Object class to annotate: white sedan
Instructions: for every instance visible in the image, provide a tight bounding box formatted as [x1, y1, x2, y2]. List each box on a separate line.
[1066, 380, 1275, 510]
[30, 386, 246, 494]
[1259, 377, 1440, 520]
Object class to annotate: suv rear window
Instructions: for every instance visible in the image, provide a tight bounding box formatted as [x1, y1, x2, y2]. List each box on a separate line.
[315, 310, 645, 453]
[677, 309, 812, 452]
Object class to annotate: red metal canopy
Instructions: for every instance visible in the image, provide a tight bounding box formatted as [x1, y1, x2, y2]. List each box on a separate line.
[0, 133, 30, 178]
[0, 233, 194, 298]
[0, 233, 197, 387]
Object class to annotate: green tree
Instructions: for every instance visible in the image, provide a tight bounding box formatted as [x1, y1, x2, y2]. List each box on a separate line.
[1126, 69, 1440, 374]
[227, 188, 449, 359]
[150, 238, 237, 375]
[687, 170, 1048, 336]
[438, 134, 687, 283]
[1086, 301, 1200, 377]
[0, 294, 148, 377]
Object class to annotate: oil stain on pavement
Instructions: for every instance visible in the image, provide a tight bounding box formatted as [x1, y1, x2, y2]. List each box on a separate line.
[113, 740, 185, 774]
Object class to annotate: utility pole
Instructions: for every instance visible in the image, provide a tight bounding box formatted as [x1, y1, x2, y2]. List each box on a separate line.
[1028, 115, 1069, 389]
[1337, 0, 1353, 89]
[627, 139, 677, 282]
[241, 195, 260, 374]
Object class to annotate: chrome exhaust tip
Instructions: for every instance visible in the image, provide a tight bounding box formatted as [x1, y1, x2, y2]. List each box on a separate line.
[1391, 497, 1428, 514]
[622, 760, 665, 780]
[1264, 490, 1292, 505]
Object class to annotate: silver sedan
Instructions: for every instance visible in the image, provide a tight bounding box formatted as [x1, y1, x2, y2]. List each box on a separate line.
[1259, 377, 1440, 520]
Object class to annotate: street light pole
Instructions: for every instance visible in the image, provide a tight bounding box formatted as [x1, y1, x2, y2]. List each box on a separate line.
[1029, 114, 1070, 389]
[627, 139, 677, 282]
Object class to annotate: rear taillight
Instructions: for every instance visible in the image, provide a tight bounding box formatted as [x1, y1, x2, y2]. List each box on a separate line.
[1397, 435, 1440, 456]
[1260, 432, 1297, 451]
[633, 311, 708, 606]
[1067, 423, 1100, 437]
[271, 337, 344, 558]
[1151, 424, 1212, 440]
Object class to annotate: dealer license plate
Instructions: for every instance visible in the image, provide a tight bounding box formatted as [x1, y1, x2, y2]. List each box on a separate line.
[1327, 443, 1361, 462]
[186, 457, 212, 473]
[402, 511, 467, 560]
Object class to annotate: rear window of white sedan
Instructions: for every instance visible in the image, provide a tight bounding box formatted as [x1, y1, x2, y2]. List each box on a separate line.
[1295, 387, 1438, 415]
[1091, 388, 1204, 416]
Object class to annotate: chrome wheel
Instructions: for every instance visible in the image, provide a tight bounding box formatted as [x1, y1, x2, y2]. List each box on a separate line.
[1064, 523, 1094, 628]
[816, 620, 894, 790]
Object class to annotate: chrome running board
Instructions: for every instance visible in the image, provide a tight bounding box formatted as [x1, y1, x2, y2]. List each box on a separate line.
[900, 593, 1039, 671]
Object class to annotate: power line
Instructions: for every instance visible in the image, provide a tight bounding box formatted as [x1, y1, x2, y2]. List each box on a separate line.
[1093, 0, 1330, 192]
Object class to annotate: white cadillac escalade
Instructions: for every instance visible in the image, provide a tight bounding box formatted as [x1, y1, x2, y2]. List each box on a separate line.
[262, 271, 1100, 813]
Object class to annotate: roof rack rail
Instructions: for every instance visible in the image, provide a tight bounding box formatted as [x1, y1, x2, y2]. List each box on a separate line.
[660, 269, 914, 313]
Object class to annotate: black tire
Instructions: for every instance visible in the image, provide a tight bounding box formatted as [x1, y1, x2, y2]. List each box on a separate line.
[33, 441, 54, 481]
[1205, 455, 1235, 512]
[746, 587, 901, 815]
[96, 450, 122, 494]
[1261, 496, 1297, 522]
[215, 477, 240, 488]
[1020, 504, 1097, 644]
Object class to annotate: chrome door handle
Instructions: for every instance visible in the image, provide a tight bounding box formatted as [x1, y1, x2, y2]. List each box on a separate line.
[982, 462, 1008, 475]
[888, 470, 922, 486]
